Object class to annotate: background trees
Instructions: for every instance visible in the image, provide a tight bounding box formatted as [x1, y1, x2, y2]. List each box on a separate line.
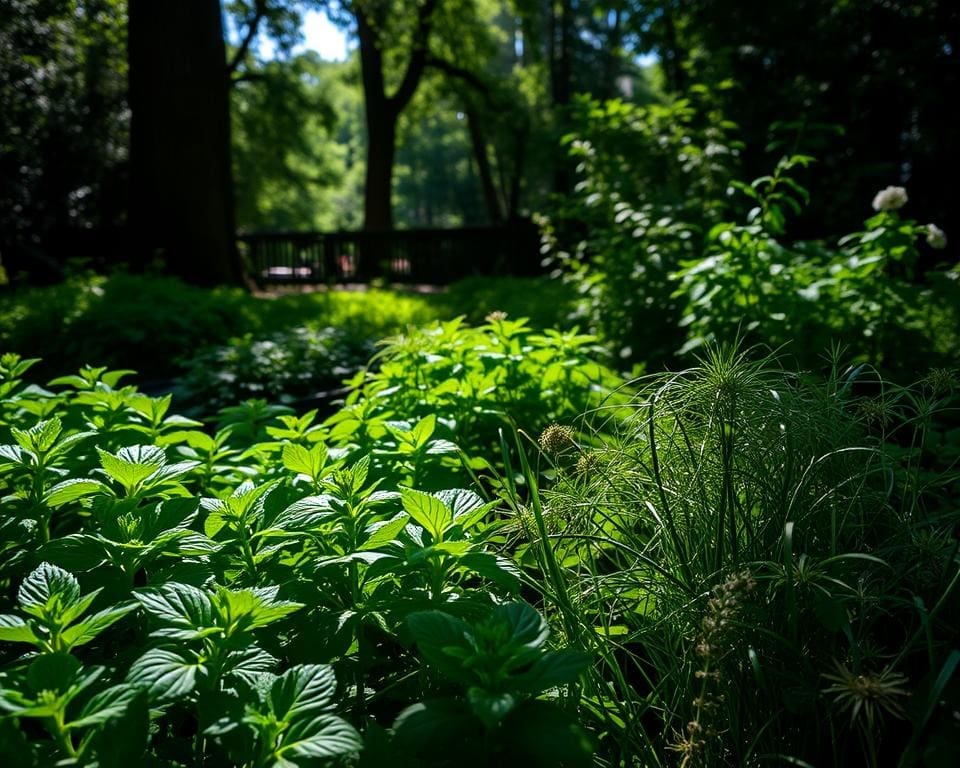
[0, 0, 955, 284]
[0, 0, 128, 281]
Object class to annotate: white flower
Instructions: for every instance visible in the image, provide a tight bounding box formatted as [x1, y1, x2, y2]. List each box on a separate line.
[925, 223, 947, 250]
[872, 186, 908, 212]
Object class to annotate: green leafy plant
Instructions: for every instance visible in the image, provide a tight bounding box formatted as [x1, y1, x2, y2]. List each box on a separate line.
[389, 602, 593, 767]
[671, 161, 956, 370]
[0, 350, 606, 766]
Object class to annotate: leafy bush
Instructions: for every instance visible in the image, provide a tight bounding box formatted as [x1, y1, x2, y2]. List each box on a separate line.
[547, 95, 957, 374]
[541, 90, 742, 364]
[326, 315, 625, 487]
[0, 352, 592, 766]
[436, 276, 578, 330]
[671, 159, 958, 370]
[174, 325, 375, 415]
[0, 272, 256, 380]
[0, 272, 443, 381]
[516, 347, 960, 765]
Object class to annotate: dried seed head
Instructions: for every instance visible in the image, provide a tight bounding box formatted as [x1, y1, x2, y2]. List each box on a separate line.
[575, 451, 598, 476]
[539, 423, 575, 454]
[485, 310, 508, 323]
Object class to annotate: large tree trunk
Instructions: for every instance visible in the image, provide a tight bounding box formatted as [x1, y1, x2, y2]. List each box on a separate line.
[128, 0, 242, 286]
[356, 0, 437, 231]
[362, 101, 397, 231]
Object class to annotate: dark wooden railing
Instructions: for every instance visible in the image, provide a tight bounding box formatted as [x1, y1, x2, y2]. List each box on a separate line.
[238, 220, 544, 286]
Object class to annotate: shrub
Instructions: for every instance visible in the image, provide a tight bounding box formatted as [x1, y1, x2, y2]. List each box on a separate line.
[671, 160, 958, 372]
[541, 90, 742, 364]
[325, 315, 626, 487]
[174, 325, 375, 416]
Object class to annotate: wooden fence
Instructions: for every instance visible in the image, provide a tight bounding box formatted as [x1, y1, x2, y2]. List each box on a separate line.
[238, 220, 544, 286]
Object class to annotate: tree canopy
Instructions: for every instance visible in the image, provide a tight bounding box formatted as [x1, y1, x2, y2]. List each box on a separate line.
[0, 0, 955, 283]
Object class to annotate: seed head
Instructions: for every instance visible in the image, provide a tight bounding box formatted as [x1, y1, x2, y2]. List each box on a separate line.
[539, 423, 574, 454]
[822, 661, 910, 732]
[925, 367, 956, 396]
[485, 310, 508, 323]
[575, 451, 598, 475]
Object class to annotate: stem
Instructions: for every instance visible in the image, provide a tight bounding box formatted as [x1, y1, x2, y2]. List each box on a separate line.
[50, 710, 78, 759]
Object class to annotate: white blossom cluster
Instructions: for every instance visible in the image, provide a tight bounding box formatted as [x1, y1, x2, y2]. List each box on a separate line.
[872, 185, 908, 211]
[925, 223, 948, 250]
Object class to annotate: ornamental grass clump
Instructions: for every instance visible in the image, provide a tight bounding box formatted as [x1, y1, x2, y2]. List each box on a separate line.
[518, 345, 960, 767]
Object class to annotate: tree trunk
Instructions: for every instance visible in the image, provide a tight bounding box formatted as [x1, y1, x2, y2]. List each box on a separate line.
[355, 0, 437, 231]
[363, 116, 396, 230]
[128, 0, 242, 286]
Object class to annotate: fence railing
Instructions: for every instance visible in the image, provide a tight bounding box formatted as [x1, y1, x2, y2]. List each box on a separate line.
[238, 220, 544, 286]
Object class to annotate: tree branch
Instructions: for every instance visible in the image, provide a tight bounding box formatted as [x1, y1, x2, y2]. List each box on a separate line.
[425, 56, 494, 102]
[227, 0, 268, 78]
[388, 0, 440, 114]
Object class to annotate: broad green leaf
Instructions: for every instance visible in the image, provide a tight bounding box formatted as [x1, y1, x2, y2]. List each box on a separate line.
[406, 611, 473, 683]
[391, 699, 481, 757]
[25, 653, 83, 697]
[282, 443, 327, 479]
[270, 495, 335, 531]
[142, 460, 200, 488]
[425, 439, 459, 455]
[512, 651, 592, 693]
[97, 445, 166, 489]
[61, 603, 137, 648]
[435, 489, 486, 521]
[0, 444, 25, 464]
[467, 687, 516, 728]
[18, 563, 81, 618]
[222, 645, 277, 682]
[57, 587, 102, 626]
[127, 648, 204, 702]
[0, 615, 37, 644]
[494, 602, 550, 650]
[226, 480, 276, 517]
[44, 478, 109, 508]
[401, 488, 451, 539]
[409, 414, 436, 446]
[275, 714, 362, 762]
[134, 583, 214, 631]
[68, 684, 141, 729]
[269, 665, 337, 723]
[12, 418, 61, 453]
[143, 497, 200, 539]
[83, 688, 149, 768]
[41, 535, 110, 572]
[458, 552, 521, 591]
[358, 515, 409, 551]
[215, 587, 303, 631]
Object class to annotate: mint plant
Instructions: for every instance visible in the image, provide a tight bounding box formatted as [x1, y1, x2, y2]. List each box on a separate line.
[390, 602, 593, 767]
[0, 563, 135, 655]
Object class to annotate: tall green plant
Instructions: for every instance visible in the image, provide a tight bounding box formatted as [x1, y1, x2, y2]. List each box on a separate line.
[515, 347, 959, 766]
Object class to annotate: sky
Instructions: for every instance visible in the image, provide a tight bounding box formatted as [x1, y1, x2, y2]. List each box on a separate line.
[281, 10, 354, 61]
[257, 9, 658, 67]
